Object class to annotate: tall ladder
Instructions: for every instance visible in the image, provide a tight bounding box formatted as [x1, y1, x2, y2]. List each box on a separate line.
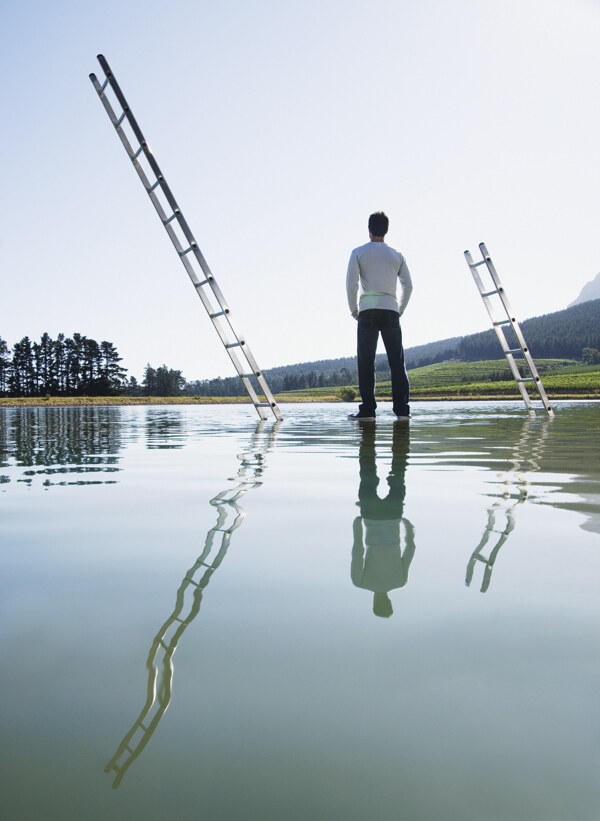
[89, 54, 282, 421]
[464, 243, 554, 415]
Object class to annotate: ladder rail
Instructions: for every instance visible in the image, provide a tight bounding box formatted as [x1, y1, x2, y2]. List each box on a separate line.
[464, 244, 554, 415]
[90, 55, 282, 421]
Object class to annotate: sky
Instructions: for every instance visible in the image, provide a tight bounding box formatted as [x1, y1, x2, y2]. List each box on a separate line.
[1, 0, 598, 382]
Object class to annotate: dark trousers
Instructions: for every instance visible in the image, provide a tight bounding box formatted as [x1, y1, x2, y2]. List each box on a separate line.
[357, 309, 410, 416]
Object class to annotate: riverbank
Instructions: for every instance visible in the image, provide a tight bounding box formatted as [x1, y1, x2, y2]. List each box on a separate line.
[1, 391, 598, 408]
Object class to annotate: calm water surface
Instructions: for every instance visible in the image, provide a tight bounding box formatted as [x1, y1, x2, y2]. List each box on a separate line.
[1, 401, 599, 821]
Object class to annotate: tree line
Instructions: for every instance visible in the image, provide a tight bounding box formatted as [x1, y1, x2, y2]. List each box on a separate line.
[0, 333, 127, 397]
[185, 367, 355, 397]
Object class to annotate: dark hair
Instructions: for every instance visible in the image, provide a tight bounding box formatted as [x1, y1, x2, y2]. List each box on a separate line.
[368, 211, 389, 237]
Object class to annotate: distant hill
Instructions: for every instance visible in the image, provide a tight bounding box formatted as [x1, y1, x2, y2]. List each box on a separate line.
[569, 273, 600, 307]
[455, 298, 600, 362]
[186, 299, 599, 395]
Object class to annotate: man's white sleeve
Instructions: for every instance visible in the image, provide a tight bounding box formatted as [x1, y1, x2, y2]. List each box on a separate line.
[397, 257, 413, 316]
[346, 251, 360, 318]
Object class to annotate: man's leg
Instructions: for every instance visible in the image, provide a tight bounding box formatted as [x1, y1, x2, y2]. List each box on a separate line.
[380, 311, 410, 416]
[357, 310, 379, 415]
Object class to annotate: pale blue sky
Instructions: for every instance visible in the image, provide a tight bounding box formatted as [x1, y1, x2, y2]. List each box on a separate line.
[1, 0, 598, 380]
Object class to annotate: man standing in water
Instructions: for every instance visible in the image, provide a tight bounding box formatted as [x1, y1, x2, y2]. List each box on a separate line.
[346, 212, 413, 420]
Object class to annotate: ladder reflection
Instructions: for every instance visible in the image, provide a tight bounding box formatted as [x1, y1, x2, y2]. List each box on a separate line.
[104, 420, 280, 788]
[466, 414, 552, 592]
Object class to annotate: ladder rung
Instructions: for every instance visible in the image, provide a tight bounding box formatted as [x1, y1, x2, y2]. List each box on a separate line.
[116, 110, 128, 126]
[256, 402, 274, 407]
[506, 347, 522, 354]
[516, 377, 535, 382]
[225, 341, 244, 348]
[148, 177, 164, 191]
[472, 259, 489, 267]
[195, 277, 213, 287]
[493, 320, 513, 326]
[209, 310, 229, 318]
[180, 244, 197, 256]
[163, 210, 180, 224]
[481, 289, 498, 297]
[132, 146, 144, 158]
[240, 372, 260, 379]
[100, 78, 109, 93]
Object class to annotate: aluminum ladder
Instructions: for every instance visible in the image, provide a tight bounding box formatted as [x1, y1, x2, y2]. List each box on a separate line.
[89, 54, 282, 421]
[464, 243, 554, 415]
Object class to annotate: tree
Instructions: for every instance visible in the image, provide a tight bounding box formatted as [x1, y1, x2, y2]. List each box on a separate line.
[582, 347, 600, 365]
[34, 332, 55, 394]
[98, 341, 127, 393]
[142, 364, 185, 396]
[0, 337, 10, 394]
[10, 337, 36, 396]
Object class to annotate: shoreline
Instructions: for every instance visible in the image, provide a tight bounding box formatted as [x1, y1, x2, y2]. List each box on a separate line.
[1, 394, 598, 408]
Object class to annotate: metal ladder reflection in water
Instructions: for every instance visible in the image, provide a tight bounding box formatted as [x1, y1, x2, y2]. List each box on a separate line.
[104, 420, 280, 788]
[466, 414, 552, 592]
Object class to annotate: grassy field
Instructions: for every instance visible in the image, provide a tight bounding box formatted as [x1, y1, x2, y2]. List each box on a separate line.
[1, 360, 599, 406]
[271, 359, 600, 401]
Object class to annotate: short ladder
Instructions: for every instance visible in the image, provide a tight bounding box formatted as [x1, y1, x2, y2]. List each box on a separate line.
[464, 243, 553, 415]
[89, 54, 282, 421]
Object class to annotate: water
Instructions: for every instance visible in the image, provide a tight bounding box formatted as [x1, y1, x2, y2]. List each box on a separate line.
[1, 401, 599, 821]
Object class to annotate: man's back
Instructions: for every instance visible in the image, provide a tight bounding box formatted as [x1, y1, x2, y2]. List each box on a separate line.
[346, 240, 412, 316]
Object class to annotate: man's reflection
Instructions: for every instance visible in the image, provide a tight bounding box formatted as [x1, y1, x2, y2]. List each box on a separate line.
[352, 421, 415, 617]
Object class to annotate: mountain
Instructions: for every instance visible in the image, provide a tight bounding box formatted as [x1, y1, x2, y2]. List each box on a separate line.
[569, 273, 600, 307]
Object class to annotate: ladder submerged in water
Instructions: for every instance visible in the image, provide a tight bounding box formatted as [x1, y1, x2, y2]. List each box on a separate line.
[89, 54, 282, 421]
[464, 243, 554, 416]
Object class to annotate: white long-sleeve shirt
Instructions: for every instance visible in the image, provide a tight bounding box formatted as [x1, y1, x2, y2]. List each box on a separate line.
[346, 240, 413, 318]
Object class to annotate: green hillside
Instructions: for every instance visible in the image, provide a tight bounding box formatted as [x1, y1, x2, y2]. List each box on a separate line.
[277, 358, 600, 400]
[378, 359, 600, 399]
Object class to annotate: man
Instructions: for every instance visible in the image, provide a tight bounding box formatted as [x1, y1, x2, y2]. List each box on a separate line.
[346, 211, 413, 420]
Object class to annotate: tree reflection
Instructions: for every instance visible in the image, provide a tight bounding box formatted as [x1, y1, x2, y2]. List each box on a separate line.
[0, 407, 123, 485]
[145, 410, 186, 449]
[351, 421, 416, 617]
[104, 420, 279, 788]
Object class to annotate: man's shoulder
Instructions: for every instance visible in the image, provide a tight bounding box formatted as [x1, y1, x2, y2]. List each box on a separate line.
[350, 241, 372, 256]
[383, 243, 404, 261]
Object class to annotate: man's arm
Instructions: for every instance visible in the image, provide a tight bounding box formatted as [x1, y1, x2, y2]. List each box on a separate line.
[397, 256, 413, 316]
[351, 516, 365, 585]
[346, 250, 360, 318]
